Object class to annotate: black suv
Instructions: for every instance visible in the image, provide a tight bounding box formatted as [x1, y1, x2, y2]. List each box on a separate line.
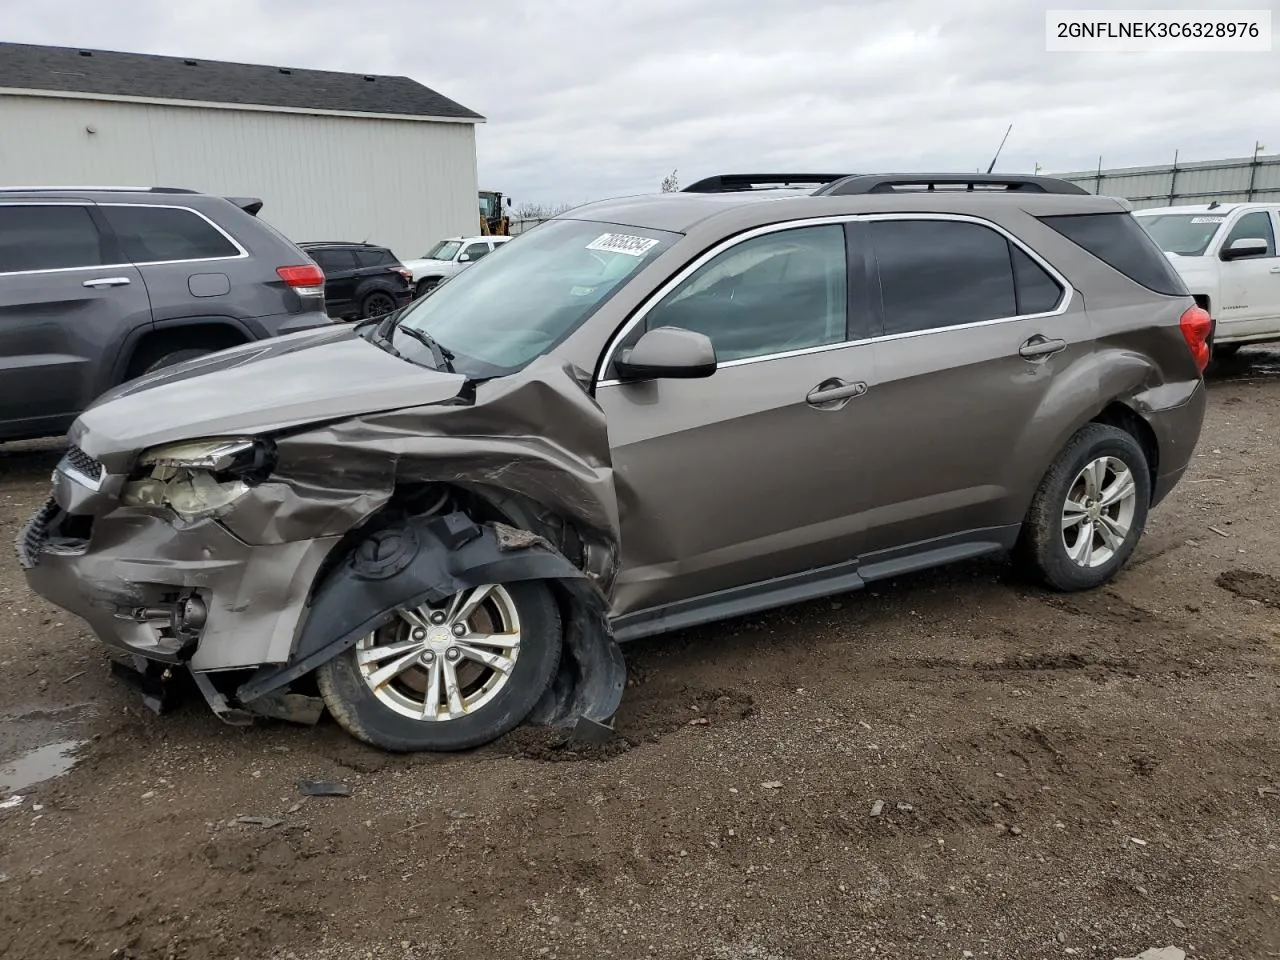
[298, 242, 414, 321]
[0, 186, 333, 442]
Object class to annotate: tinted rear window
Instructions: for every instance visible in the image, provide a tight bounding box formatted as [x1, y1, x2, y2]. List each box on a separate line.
[355, 249, 396, 268]
[310, 249, 356, 272]
[1039, 212, 1187, 296]
[99, 205, 240, 263]
[871, 219, 1017, 335]
[0, 205, 104, 272]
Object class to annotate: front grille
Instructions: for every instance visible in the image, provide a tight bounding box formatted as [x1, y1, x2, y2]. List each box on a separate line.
[62, 445, 104, 486]
[16, 497, 60, 570]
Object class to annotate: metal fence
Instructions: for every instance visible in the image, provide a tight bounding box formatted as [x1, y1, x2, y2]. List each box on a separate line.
[1053, 153, 1280, 209]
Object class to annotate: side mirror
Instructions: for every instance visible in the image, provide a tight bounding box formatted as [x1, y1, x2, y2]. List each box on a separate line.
[458, 253, 471, 263]
[1221, 237, 1270, 260]
[505, 197, 513, 207]
[614, 327, 717, 381]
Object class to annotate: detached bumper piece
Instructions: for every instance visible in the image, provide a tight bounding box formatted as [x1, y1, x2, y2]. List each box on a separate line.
[15, 497, 60, 570]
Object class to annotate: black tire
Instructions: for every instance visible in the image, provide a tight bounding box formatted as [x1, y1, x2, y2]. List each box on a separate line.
[141, 347, 213, 375]
[316, 580, 562, 752]
[1017, 423, 1151, 592]
[1213, 342, 1241, 360]
[415, 278, 440, 298]
[360, 290, 397, 318]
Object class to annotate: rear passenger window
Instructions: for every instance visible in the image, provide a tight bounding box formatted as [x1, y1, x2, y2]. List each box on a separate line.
[643, 224, 848, 362]
[99, 205, 240, 263]
[355, 249, 395, 268]
[1011, 247, 1065, 314]
[871, 220, 1016, 334]
[0, 205, 104, 273]
[312, 249, 355, 272]
[1039, 212, 1186, 296]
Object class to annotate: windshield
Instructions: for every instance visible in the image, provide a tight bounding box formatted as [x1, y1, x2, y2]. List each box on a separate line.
[425, 240, 462, 260]
[395, 219, 679, 377]
[1136, 213, 1226, 256]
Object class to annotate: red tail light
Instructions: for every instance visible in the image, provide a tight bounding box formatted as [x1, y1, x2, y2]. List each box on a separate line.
[276, 264, 325, 296]
[1179, 304, 1212, 373]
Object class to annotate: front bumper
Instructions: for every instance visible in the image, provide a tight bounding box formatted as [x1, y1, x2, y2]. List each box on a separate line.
[19, 468, 341, 671]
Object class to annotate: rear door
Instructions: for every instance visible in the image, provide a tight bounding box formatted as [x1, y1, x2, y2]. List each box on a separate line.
[597, 221, 878, 616]
[0, 202, 151, 438]
[1214, 209, 1280, 336]
[310, 248, 358, 313]
[95, 203, 246, 327]
[856, 214, 1093, 565]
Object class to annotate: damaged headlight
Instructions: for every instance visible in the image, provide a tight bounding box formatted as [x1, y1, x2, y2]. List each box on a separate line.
[121, 437, 274, 521]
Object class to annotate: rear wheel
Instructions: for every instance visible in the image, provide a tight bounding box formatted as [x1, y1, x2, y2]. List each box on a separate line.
[141, 347, 213, 374]
[316, 580, 562, 752]
[1213, 342, 1241, 361]
[360, 290, 397, 319]
[1018, 423, 1151, 591]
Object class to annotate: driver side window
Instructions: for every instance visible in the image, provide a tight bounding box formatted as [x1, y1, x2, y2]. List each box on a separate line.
[643, 224, 848, 362]
[1223, 211, 1276, 257]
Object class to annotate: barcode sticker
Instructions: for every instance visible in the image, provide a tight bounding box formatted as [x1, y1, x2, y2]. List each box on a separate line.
[586, 233, 660, 257]
[1190, 216, 1227, 223]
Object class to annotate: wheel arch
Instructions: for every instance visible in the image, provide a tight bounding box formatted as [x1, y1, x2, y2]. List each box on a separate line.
[110, 316, 257, 384]
[235, 498, 625, 730]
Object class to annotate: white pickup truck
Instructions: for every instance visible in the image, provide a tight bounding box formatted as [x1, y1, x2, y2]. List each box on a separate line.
[401, 235, 512, 297]
[1134, 203, 1280, 358]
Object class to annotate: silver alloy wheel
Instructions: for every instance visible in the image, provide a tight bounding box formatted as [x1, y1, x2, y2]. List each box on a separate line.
[355, 584, 522, 721]
[1061, 456, 1137, 568]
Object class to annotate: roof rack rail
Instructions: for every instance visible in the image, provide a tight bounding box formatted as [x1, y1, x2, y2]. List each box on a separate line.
[682, 173, 854, 194]
[0, 185, 199, 194]
[814, 174, 1090, 196]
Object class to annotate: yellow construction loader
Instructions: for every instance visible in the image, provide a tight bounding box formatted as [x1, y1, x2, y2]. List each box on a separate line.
[478, 190, 511, 236]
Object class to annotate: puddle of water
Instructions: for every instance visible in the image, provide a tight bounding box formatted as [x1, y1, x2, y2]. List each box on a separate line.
[0, 739, 86, 794]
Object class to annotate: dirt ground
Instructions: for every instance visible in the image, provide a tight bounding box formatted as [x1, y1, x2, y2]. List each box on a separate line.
[1, 354, 1279, 960]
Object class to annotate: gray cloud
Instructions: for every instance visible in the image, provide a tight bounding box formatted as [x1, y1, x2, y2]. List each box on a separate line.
[3, 0, 1276, 205]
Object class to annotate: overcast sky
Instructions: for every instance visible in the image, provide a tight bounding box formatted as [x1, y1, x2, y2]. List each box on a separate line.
[3, 0, 1277, 206]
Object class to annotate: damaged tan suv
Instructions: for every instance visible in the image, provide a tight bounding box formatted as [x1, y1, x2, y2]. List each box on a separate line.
[19, 173, 1209, 752]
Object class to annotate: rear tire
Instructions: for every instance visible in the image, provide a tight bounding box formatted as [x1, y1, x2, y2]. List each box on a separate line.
[1212, 342, 1241, 361]
[316, 580, 562, 752]
[141, 347, 214, 375]
[1017, 423, 1151, 592]
[360, 290, 397, 318]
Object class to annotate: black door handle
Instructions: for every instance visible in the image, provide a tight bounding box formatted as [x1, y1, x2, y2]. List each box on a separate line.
[1019, 335, 1067, 359]
[806, 378, 868, 408]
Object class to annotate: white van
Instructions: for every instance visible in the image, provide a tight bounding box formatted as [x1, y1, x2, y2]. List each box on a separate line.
[1134, 203, 1280, 357]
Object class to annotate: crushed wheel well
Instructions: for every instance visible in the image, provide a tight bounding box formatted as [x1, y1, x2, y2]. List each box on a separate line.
[124, 326, 250, 379]
[1092, 402, 1159, 486]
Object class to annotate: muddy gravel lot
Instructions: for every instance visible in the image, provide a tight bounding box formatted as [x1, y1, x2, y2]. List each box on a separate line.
[1, 354, 1279, 960]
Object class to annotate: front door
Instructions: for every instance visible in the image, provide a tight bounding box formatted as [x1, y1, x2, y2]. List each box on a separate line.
[0, 202, 151, 439]
[856, 215, 1096, 563]
[596, 221, 878, 616]
[1215, 209, 1280, 339]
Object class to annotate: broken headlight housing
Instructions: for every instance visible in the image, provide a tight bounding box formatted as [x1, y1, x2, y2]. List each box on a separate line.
[121, 437, 275, 521]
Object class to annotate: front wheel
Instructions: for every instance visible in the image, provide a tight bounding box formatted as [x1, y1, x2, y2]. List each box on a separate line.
[1017, 423, 1151, 591]
[415, 278, 440, 298]
[316, 580, 562, 752]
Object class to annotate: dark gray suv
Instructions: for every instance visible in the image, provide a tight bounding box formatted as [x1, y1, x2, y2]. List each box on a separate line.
[20, 173, 1209, 754]
[0, 187, 332, 442]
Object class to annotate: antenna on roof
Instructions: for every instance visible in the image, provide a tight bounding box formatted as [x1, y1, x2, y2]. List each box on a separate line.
[986, 123, 1013, 174]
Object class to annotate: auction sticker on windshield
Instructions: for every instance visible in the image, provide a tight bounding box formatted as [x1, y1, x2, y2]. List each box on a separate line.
[586, 234, 660, 257]
[1191, 216, 1227, 223]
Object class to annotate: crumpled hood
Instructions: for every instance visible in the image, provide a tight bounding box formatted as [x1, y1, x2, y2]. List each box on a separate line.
[73, 324, 466, 460]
